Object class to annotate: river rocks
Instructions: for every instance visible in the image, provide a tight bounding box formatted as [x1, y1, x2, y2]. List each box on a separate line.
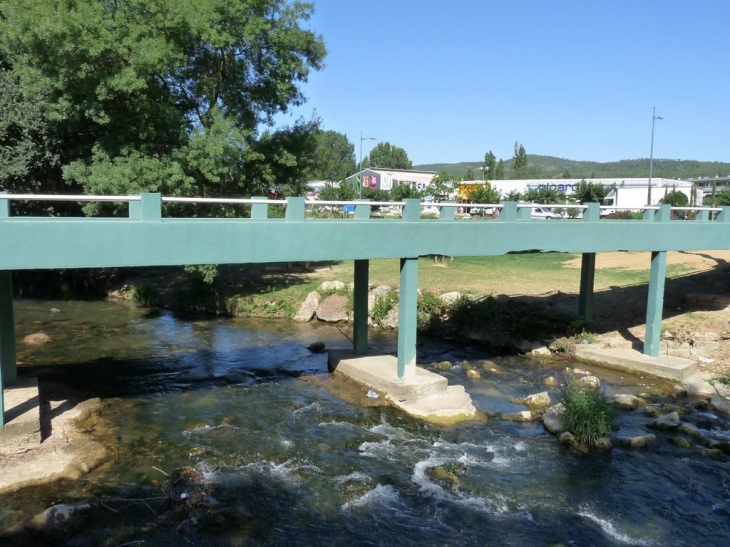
[540, 403, 565, 435]
[318, 280, 346, 292]
[308, 341, 326, 353]
[577, 375, 601, 388]
[28, 501, 92, 543]
[438, 291, 461, 305]
[315, 294, 350, 323]
[466, 369, 481, 379]
[648, 411, 681, 430]
[670, 436, 693, 448]
[558, 432, 576, 445]
[502, 410, 534, 422]
[543, 376, 559, 387]
[613, 434, 657, 449]
[23, 332, 52, 345]
[610, 394, 645, 410]
[710, 396, 730, 414]
[522, 391, 552, 408]
[294, 291, 320, 322]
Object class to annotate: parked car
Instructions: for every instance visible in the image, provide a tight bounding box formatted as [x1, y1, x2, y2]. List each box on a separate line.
[531, 206, 562, 220]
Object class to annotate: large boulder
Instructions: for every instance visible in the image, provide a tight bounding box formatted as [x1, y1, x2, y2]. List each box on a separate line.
[318, 280, 346, 292]
[293, 291, 320, 322]
[315, 294, 350, 323]
[540, 403, 565, 435]
[439, 291, 461, 306]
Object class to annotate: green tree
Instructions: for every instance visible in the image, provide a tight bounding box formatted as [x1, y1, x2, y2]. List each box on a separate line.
[511, 141, 528, 178]
[562, 169, 572, 179]
[363, 142, 412, 170]
[0, 0, 326, 207]
[390, 183, 423, 201]
[464, 167, 475, 180]
[429, 171, 460, 200]
[495, 159, 505, 180]
[470, 183, 500, 204]
[483, 151, 496, 181]
[503, 189, 522, 201]
[715, 188, 730, 206]
[523, 187, 566, 204]
[309, 130, 356, 182]
[660, 190, 688, 207]
[318, 181, 357, 201]
[573, 180, 610, 204]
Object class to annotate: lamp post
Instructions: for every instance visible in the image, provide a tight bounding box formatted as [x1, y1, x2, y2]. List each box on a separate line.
[359, 132, 375, 199]
[648, 107, 663, 205]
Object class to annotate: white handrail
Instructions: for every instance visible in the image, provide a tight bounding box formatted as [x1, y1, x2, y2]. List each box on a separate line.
[0, 194, 141, 202]
[162, 197, 287, 205]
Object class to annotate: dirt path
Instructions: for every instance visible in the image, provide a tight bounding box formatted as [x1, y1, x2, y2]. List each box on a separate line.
[563, 250, 730, 271]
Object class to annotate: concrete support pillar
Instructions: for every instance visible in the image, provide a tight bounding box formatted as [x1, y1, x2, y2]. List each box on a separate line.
[0, 271, 17, 427]
[397, 257, 419, 380]
[353, 259, 369, 355]
[644, 251, 667, 356]
[578, 253, 596, 324]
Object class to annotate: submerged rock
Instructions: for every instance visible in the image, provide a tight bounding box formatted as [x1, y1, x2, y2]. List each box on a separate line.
[502, 410, 534, 422]
[23, 332, 52, 345]
[308, 341, 326, 353]
[648, 411, 681, 430]
[29, 502, 92, 543]
[610, 393, 645, 410]
[613, 434, 657, 449]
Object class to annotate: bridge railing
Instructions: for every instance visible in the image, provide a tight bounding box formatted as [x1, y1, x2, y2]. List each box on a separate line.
[0, 192, 726, 222]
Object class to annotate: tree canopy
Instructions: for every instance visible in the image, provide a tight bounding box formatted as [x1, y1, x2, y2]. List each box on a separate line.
[308, 130, 356, 182]
[363, 142, 412, 170]
[0, 0, 327, 211]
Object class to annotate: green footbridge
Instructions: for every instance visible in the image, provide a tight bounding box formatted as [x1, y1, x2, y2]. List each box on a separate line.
[1, 193, 729, 425]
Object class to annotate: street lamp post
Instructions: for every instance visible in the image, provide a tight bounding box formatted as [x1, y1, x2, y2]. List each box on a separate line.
[359, 132, 375, 199]
[648, 107, 663, 205]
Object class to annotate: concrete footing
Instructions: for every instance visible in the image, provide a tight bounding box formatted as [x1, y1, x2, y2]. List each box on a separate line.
[574, 346, 697, 381]
[328, 350, 478, 424]
[0, 377, 41, 452]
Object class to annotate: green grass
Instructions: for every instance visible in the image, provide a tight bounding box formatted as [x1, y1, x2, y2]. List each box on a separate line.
[560, 380, 615, 447]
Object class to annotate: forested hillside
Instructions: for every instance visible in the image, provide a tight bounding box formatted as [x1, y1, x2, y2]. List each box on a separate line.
[416, 156, 730, 180]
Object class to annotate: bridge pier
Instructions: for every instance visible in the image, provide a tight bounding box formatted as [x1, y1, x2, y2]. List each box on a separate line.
[0, 271, 17, 427]
[578, 253, 596, 325]
[644, 251, 667, 356]
[397, 257, 418, 379]
[353, 260, 369, 355]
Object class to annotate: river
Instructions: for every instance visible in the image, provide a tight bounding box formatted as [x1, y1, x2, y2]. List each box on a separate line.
[2, 299, 729, 546]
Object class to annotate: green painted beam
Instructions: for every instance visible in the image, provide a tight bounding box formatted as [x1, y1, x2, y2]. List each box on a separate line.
[353, 259, 369, 355]
[397, 257, 419, 379]
[644, 251, 667, 356]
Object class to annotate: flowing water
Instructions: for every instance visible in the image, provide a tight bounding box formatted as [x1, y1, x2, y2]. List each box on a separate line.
[2, 299, 730, 546]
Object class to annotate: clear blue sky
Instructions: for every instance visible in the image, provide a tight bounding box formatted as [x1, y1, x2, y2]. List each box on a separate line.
[276, 0, 730, 167]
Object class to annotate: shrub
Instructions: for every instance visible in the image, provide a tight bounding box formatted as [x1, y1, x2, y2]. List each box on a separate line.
[129, 283, 160, 308]
[371, 290, 398, 327]
[710, 370, 730, 387]
[560, 381, 615, 447]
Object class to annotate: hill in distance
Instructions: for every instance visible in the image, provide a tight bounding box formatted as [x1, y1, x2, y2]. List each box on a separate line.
[415, 155, 730, 180]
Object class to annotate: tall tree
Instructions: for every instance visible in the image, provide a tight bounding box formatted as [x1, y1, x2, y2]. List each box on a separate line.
[309, 130, 356, 182]
[464, 167, 475, 180]
[483, 151, 496, 181]
[511, 141, 528, 178]
[495, 159, 505, 180]
[363, 142, 412, 170]
[0, 0, 327, 208]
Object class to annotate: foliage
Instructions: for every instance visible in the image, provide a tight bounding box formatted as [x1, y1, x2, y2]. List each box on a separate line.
[129, 283, 160, 308]
[571, 330, 598, 344]
[371, 290, 398, 327]
[511, 141, 528, 178]
[483, 151, 496, 181]
[602, 211, 643, 220]
[417, 156, 730, 180]
[573, 180, 610, 204]
[466, 183, 500, 204]
[390, 183, 425, 201]
[710, 370, 730, 387]
[559, 380, 615, 447]
[225, 294, 296, 318]
[659, 189, 688, 207]
[429, 170, 461, 199]
[363, 141, 412, 170]
[309, 130, 356, 182]
[522, 187, 567, 204]
[464, 167, 475, 180]
[0, 0, 326, 207]
[495, 159, 505, 180]
[713, 188, 730, 206]
[318, 181, 358, 201]
[549, 337, 575, 354]
[417, 291, 445, 333]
